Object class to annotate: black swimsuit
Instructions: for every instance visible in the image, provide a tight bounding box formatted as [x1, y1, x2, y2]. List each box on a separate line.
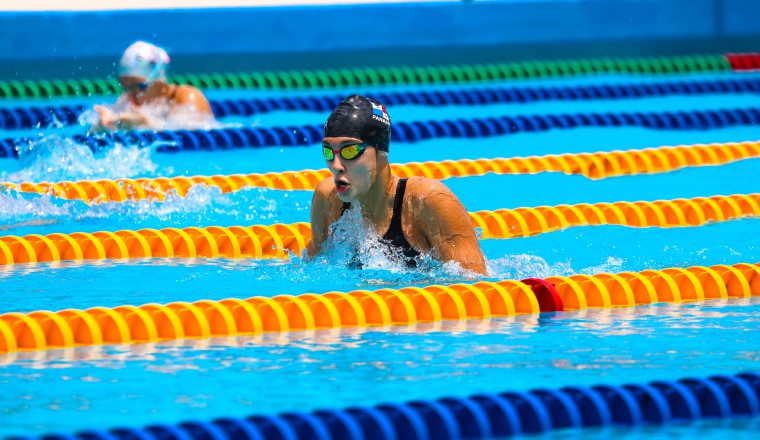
[341, 178, 421, 267]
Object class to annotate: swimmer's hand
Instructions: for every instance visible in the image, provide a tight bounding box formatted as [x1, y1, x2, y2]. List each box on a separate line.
[114, 106, 152, 129]
[91, 104, 156, 131]
[92, 105, 117, 132]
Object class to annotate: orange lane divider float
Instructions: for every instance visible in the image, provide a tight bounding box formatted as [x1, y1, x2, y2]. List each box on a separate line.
[0, 223, 312, 265]
[2, 140, 759, 204]
[472, 193, 760, 238]
[1, 193, 759, 266]
[0, 262, 757, 354]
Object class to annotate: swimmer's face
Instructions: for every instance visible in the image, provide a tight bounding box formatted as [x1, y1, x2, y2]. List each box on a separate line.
[323, 136, 378, 202]
[119, 76, 150, 104]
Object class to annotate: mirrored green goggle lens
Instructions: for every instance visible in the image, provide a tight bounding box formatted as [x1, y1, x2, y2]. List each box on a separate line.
[323, 144, 365, 161]
[322, 147, 335, 161]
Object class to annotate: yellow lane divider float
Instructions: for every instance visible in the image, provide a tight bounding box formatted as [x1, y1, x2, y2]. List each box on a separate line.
[2, 140, 758, 204]
[1, 194, 758, 266]
[0, 262, 757, 354]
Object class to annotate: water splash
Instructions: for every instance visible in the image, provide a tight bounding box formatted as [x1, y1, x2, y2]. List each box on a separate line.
[286, 249, 624, 288]
[486, 253, 624, 280]
[0, 189, 68, 233]
[295, 204, 488, 287]
[315, 204, 426, 271]
[80, 184, 231, 225]
[162, 105, 222, 132]
[578, 255, 625, 275]
[0, 185, 234, 237]
[486, 254, 573, 279]
[82, 102, 222, 133]
[8, 133, 158, 183]
[289, 203, 594, 286]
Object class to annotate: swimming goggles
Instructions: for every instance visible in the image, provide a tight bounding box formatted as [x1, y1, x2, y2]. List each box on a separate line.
[120, 81, 150, 93]
[323, 142, 367, 161]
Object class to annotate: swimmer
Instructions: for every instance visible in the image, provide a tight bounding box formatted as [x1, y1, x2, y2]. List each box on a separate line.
[306, 95, 487, 275]
[91, 41, 215, 132]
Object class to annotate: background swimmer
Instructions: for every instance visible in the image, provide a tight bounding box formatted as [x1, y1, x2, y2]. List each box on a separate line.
[307, 95, 488, 275]
[91, 41, 215, 132]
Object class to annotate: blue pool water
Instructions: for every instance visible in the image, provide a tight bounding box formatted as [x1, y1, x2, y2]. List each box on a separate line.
[0, 70, 759, 438]
[1, 218, 759, 314]
[2, 300, 759, 436]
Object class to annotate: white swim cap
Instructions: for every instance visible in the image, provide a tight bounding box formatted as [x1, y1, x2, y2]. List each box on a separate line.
[117, 41, 170, 83]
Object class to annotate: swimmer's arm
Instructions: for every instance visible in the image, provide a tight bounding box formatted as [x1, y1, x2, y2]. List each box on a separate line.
[417, 180, 487, 275]
[91, 105, 117, 132]
[305, 180, 333, 257]
[92, 99, 156, 131]
[113, 109, 157, 129]
[171, 85, 214, 117]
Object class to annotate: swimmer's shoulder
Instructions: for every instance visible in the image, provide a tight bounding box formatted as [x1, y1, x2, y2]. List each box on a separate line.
[404, 176, 456, 201]
[169, 84, 213, 114]
[314, 177, 343, 207]
[172, 83, 202, 94]
[171, 84, 208, 102]
[315, 176, 336, 196]
[403, 176, 464, 218]
[312, 177, 344, 224]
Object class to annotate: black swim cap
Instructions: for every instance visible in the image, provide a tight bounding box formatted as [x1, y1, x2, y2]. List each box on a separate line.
[323, 95, 392, 152]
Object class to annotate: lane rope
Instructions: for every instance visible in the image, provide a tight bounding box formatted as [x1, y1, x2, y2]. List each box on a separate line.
[2, 140, 758, 204]
[0, 193, 758, 266]
[4, 76, 760, 130]
[4, 106, 760, 158]
[0, 53, 735, 99]
[18, 372, 760, 439]
[0, 261, 757, 354]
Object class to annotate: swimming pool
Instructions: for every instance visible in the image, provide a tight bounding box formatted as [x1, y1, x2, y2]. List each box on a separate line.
[1, 53, 759, 439]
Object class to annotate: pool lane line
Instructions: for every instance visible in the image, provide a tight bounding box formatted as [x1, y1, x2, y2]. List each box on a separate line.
[0, 193, 758, 266]
[12, 372, 759, 440]
[5, 106, 760, 158]
[3, 140, 759, 204]
[727, 53, 760, 72]
[0, 53, 737, 100]
[6, 75, 760, 130]
[0, 261, 758, 355]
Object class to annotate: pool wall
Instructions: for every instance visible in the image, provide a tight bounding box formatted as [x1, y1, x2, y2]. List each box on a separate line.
[2, 0, 760, 80]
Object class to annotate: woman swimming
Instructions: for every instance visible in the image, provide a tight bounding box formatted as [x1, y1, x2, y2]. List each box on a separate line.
[307, 95, 487, 275]
[92, 41, 215, 132]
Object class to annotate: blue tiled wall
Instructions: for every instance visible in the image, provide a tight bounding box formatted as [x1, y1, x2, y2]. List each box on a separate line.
[1, 0, 759, 79]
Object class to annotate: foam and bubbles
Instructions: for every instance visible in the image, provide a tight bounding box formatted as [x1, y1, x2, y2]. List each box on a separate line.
[0, 189, 68, 233]
[301, 204, 520, 285]
[313, 204, 428, 271]
[0, 186, 229, 236]
[9, 134, 159, 183]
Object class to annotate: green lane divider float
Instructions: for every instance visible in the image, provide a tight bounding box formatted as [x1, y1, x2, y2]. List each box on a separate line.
[0, 54, 732, 99]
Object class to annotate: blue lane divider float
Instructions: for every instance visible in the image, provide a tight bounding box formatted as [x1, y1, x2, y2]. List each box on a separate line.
[3, 76, 760, 130]
[10, 372, 760, 440]
[2, 106, 760, 159]
[0, 104, 85, 130]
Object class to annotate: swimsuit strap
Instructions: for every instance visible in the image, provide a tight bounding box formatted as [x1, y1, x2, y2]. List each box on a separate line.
[382, 178, 420, 267]
[341, 201, 351, 215]
[387, 178, 408, 235]
[337, 178, 419, 268]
